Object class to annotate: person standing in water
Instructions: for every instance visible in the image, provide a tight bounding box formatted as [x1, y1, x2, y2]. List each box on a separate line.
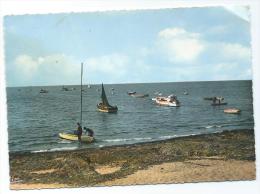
[84, 127, 94, 137]
[76, 122, 83, 142]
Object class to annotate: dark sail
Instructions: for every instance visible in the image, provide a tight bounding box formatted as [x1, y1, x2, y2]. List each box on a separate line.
[101, 83, 110, 107]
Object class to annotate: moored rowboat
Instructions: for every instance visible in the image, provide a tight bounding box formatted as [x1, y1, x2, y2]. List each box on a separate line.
[224, 108, 241, 114]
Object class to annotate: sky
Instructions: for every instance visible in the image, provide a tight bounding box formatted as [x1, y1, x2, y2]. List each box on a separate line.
[4, 6, 252, 87]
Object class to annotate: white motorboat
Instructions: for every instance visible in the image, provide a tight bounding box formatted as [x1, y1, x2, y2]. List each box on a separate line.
[154, 94, 180, 107]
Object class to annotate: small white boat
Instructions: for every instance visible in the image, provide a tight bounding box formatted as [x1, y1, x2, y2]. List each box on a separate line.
[154, 94, 180, 107]
[224, 108, 241, 114]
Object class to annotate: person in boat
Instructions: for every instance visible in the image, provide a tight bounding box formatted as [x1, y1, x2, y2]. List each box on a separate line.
[84, 127, 94, 137]
[74, 122, 83, 142]
[213, 97, 217, 104]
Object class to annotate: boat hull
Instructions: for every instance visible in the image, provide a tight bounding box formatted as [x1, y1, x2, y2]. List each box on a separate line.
[155, 99, 180, 107]
[59, 133, 94, 143]
[211, 102, 227, 106]
[97, 104, 118, 113]
[131, 94, 149, 98]
[224, 108, 241, 114]
[155, 101, 179, 107]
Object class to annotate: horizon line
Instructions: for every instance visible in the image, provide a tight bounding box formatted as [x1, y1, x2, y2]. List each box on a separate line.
[6, 79, 252, 88]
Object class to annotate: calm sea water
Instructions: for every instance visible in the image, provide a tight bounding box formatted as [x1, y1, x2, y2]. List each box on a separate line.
[7, 80, 254, 153]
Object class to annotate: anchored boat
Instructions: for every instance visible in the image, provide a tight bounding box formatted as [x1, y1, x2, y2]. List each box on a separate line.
[211, 97, 227, 106]
[59, 63, 94, 143]
[224, 108, 241, 114]
[39, 89, 48, 93]
[153, 94, 180, 107]
[97, 83, 118, 113]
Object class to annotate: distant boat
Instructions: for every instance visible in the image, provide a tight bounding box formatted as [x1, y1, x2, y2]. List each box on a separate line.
[87, 84, 91, 88]
[97, 83, 118, 113]
[130, 93, 149, 98]
[39, 89, 48, 93]
[224, 108, 241, 114]
[62, 86, 70, 91]
[183, 91, 189, 95]
[128, 91, 149, 98]
[127, 91, 136, 95]
[154, 94, 180, 107]
[211, 97, 227, 106]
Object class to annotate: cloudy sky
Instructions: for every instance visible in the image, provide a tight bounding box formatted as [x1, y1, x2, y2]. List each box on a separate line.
[4, 6, 251, 87]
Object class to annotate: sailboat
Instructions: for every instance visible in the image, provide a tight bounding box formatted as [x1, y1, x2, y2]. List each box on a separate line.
[97, 83, 118, 113]
[59, 63, 94, 143]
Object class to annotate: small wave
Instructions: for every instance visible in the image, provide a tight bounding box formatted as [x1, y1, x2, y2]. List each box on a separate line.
[133, 137, 152, 141]
[205, 125, 223, 129]
[159, 135, 178, 139]
[58, 140, 72, 144]
[31, 149, 49, 153]
[103, 138, 129, 142]
[104, 137, 152, 143]
[31, 146, 78, 153]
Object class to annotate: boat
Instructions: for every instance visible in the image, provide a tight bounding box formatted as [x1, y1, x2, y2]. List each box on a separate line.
[224, 108, 241, 114]
[211, 97, 227, 106]
[59, 63, 94, 143]
[87, 84, 91, 88]
[130, 93, 149, 98]
[39, 89, 48, 93]
[128, 91, 149, 98]
[97, 83, 118, 113]
[154, 94, 180, 107]
[59, 132, 94, 143]
[127, 91, 136, 95]
[183, 91, 189, 95]
[62, 86, 70, 91]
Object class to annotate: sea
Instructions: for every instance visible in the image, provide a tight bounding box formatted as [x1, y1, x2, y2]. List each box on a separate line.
[6, 80, 254, 153]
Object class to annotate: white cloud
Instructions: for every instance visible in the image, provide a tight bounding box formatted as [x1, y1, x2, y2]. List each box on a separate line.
[85, 53, 129, 77]
[14, 54, 79, 85]
[157, 27, 205, 63]
[211, 62, 252, 80]
[15, 55, 38, 76]
[219, 43, 251, 61]
[214, 62, 239, 72]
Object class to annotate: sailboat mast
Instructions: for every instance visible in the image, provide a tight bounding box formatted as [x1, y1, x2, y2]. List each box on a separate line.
[80, 63, 83, 125]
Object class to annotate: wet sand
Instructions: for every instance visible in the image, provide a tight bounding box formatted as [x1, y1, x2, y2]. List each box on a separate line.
[9, 129, 255, 190]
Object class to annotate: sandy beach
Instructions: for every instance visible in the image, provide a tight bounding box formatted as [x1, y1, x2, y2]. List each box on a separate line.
[9, 129, 255, 190]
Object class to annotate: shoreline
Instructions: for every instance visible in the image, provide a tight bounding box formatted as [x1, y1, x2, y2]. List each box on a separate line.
[9, 128, 256, 189]
[10, 128, 253, 155]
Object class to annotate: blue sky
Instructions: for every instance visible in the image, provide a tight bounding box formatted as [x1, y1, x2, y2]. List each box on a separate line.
[4, 6, 251, 87]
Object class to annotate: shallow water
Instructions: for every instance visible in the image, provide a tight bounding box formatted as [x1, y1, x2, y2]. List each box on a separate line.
[7, 80, 254, 153]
